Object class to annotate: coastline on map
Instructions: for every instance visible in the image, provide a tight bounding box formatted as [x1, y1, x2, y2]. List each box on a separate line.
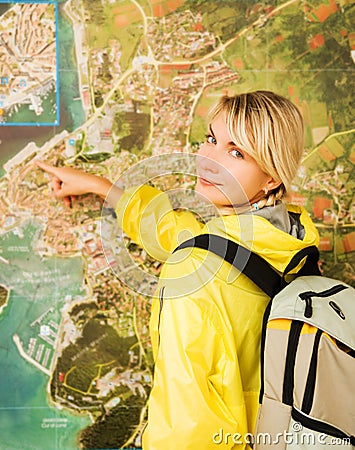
[1, 324, 90, 449]
[0, 2, 85, 175]
[3, 130, 69, 174]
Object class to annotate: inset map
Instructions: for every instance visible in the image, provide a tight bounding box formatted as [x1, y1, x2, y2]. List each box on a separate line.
[0, 1, 59, 126]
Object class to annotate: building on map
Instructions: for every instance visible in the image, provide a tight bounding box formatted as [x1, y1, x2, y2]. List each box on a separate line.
[312, 196, 333, 220]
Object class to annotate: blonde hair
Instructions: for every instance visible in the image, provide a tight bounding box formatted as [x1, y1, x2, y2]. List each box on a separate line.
[209, 91, 304, 208]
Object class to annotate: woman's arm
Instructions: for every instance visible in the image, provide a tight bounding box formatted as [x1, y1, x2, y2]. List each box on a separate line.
[114, 185, 204, 260]
[35, 160, 123, 209]
[36, 161, 204, 260]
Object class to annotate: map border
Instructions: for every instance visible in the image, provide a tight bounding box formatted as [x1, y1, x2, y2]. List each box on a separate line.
[0, 0, 60, 127]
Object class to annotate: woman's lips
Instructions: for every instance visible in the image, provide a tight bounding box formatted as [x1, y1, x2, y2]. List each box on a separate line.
[199, 177, 221, 186]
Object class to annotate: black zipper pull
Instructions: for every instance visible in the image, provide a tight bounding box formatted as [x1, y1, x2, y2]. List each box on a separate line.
[299, 284, 348, 319]
[299, 292, 313, 318]
[329, 301, 346, 320]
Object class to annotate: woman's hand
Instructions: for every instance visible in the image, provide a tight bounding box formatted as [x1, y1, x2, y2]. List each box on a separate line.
[35, 160, 114, 207]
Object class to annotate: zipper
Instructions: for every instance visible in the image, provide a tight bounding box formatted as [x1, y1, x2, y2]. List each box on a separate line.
[299, 284, 348, 319]
[292, 408, 355, 444]
[299, 293, 313, 318]
[329, 301, 346, 320]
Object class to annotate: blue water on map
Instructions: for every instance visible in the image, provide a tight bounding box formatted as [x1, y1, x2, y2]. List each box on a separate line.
[58, 4, 86, 131]
[0, 221, 90, 449]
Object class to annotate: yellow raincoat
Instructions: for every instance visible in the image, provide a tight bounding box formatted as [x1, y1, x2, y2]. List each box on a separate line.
[115, 185, 319, 450]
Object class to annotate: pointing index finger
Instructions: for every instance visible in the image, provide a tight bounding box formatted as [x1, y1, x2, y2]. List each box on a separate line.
[35, 160, 59, 176]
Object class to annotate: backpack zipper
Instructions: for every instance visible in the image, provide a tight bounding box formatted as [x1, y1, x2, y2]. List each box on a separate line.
[299, 293, 313, 318]
[299, 284, 348, 318]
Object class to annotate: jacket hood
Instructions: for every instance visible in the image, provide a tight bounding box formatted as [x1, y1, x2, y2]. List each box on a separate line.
[202, 204, 319, 274]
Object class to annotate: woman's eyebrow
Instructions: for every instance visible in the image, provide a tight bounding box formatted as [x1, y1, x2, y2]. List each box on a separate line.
[209, 124, 236, 146]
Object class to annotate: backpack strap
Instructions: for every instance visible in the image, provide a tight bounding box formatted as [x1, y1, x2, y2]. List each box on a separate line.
[281, 245, 321, 288]
[174, 234, 321, 297]
[174, 234, 282, 298]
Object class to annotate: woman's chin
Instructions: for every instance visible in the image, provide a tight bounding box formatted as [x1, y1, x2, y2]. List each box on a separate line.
[194, 182, 224, 207]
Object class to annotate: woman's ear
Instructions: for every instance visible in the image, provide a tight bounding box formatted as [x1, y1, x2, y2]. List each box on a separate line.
[265, 177, 282, 192]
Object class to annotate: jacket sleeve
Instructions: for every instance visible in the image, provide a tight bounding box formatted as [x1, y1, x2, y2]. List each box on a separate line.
[143, 259, 250, 450]
[115, 185, 204, 262]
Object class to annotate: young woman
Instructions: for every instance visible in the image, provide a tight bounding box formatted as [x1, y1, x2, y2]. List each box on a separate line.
[36, 91, 319, 449]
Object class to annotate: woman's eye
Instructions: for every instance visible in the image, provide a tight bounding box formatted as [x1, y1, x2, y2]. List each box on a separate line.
[205, 134, 217, 145]
[230, 149, 243, 159]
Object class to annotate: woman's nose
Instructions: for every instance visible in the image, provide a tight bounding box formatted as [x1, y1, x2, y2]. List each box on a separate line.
[196, 150, 220, 174]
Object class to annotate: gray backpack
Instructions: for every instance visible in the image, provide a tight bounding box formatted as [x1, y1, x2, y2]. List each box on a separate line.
[175, 234, 355, 449]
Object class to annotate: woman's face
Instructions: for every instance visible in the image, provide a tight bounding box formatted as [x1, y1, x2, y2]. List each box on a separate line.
[195, 113, 276, 212]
